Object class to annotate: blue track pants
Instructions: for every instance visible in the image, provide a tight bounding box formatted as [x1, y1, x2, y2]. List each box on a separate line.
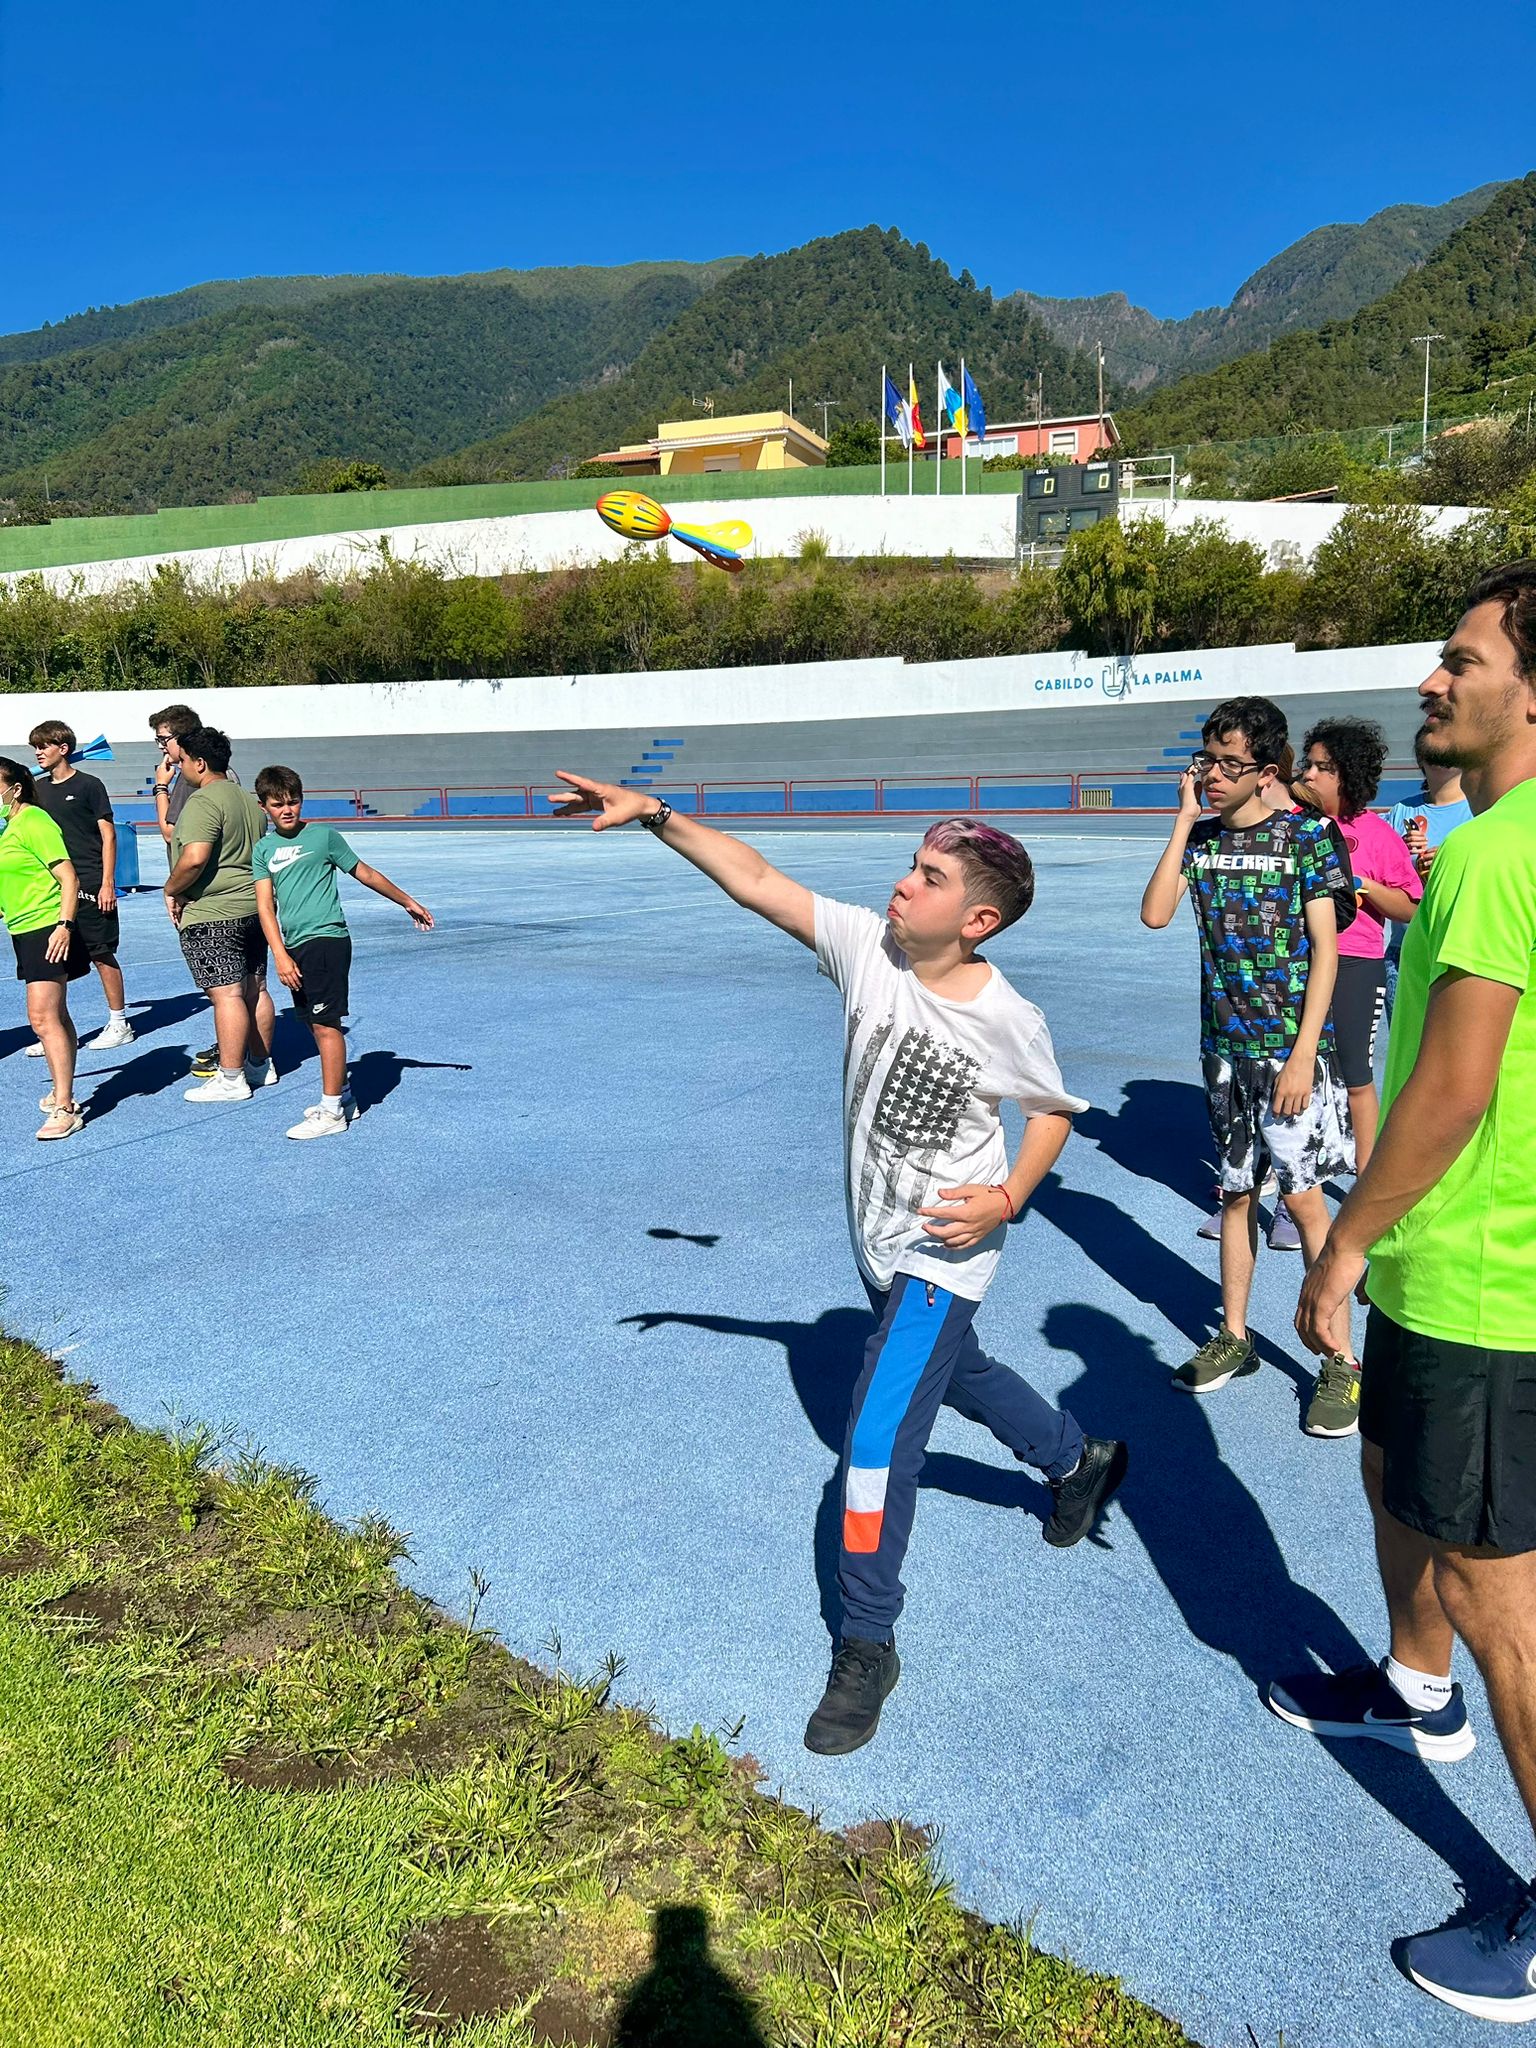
[839, 1272, 1084, 1642]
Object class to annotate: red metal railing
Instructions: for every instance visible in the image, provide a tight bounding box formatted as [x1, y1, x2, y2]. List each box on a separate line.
[124, 765, 1421, 825]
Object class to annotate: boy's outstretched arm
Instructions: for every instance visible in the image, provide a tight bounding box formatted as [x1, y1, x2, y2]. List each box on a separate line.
[553, 772, 815, 948]
[1140, 764, 1202, 928]
[352, 861, 433, 929]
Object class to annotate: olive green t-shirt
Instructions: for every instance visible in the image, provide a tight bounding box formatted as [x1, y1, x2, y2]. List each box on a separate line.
[0, 804, 68, 935]
[170, 779, 267, 929]
[1367, 777, 1536, 1349]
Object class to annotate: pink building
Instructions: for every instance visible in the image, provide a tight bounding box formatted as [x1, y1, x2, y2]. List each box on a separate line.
[940, 412, 1119, 463]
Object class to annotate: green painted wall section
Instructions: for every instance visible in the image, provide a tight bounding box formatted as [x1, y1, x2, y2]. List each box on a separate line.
[0, 463, 1024, 576]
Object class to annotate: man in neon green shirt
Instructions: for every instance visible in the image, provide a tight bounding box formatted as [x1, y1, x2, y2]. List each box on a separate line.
[1269, 560, 1536, 2020]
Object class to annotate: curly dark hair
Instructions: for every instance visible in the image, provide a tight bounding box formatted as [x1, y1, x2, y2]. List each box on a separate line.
[1302, 715, 1388, 817]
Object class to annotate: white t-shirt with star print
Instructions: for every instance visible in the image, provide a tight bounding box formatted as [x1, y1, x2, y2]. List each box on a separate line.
[814, 895, 1087, 1302]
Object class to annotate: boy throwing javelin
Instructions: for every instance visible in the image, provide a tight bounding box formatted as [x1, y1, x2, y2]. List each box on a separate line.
[553, 772, 1127, 1756]
[253, 768, 433, 1140]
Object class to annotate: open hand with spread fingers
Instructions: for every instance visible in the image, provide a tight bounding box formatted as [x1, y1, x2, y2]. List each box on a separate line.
[551, 771, 657, 831]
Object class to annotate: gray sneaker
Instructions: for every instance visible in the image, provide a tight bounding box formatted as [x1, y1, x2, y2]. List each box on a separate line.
[1304, 1353, 1361, 1437]
[1173, 1327, 1258, 1394]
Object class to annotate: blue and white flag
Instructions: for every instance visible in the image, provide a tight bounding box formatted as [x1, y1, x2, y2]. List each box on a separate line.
[882, 372, 913, 451]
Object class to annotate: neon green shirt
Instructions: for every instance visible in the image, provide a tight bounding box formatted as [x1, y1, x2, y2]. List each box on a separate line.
[0, 804, 68, 935]
[1367, 777, 1536, 1349]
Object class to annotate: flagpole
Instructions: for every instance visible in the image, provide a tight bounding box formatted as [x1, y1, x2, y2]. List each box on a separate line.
[936, 364, 942, 496]
[907, 361, 914, 496]
[960, 355, 968, 497]
[880, 363, 887, 498]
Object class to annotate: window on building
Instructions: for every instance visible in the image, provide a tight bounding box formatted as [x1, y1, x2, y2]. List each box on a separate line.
[1048, 429, 1077, 455]
[1026, 471, 1057, 499]
[703, 455, 742, 473]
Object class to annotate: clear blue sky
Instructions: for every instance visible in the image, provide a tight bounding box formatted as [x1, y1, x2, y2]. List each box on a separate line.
[4, 0, 1530, 335]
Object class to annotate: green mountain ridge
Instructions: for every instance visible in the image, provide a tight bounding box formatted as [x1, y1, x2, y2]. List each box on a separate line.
[0, 261, 743, 509]
[423, 226, 1106, 485]
[1115, 172, 1536, 448]
[1018, 182, 1511, 389]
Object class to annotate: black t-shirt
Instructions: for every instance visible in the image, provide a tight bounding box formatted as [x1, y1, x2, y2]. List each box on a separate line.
[33, 770, 112, 892]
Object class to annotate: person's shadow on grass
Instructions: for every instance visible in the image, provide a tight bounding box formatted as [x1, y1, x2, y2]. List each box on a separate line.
[1043, 1300, 1521, 1905]
[1030, 1171, 1313, 1401]
[611, 1904, 768, 2047]
[620, 1306, 1053, 1642]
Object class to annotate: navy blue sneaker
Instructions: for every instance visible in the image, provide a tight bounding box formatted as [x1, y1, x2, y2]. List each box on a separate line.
[1266, 1658, 1475, 1761]
[1405, 1891, 1536, 2021]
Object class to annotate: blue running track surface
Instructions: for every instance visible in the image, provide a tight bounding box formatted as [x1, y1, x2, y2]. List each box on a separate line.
[0, 828, 1524, 2048]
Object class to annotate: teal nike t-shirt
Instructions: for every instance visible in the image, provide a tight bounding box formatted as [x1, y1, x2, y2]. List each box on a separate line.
[252, 822, 359, 945]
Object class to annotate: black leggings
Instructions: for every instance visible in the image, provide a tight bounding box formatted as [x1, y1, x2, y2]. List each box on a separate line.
[1332, 955, 1387, 1089]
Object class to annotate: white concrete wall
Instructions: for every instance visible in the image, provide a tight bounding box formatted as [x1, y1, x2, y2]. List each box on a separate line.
[0, 638, 1442, 747]
[0, 495, 1477, 596]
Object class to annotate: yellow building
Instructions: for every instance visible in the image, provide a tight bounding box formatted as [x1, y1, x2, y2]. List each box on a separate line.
[587, 411, 828, 478]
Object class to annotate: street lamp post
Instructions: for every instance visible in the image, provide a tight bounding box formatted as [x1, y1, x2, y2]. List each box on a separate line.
[1412, 333, 1444, 451]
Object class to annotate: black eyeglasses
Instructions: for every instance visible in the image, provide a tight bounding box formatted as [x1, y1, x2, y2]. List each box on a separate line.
[1191, 750, 1261, 779]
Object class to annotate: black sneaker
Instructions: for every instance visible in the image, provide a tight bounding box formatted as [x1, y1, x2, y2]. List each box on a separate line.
[190, 1042, 220, 1079]
[804, 1637, 900, 1755]
[1043, 1436, 1129, 1548]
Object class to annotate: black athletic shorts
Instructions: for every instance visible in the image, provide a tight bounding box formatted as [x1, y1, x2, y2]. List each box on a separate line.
[1360, 1304, 1536, 1553]
[1332, 955, 1387, 1090]
[76, 893, 120, 967]
[11, 925, 91, 984]
[291, 935, 351, 1023]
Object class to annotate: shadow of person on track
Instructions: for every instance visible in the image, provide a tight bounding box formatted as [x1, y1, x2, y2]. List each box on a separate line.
[619, 1307, 1052, 1643]
[611, 1903, 768, 2048]
[1043, 1300, 1521, 1905]
[1075, 1078, 1215, 1206]
[1030, 1170, 1314, 1401]
[80, 1046, 195, 1122]
[120, 990, 216, 1041]
[348, 1050, 472, 1114]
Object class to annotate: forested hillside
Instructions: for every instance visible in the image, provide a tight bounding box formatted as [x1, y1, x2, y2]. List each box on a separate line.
[424, 227, 1105, 485]
[1020, 181, 1511, 389]
[1116, 174, 1536, 447]
[0, 261, 741, 509]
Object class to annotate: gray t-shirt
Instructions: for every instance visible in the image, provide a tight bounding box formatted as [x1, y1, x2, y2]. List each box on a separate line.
[814, 895, 1086, 1301]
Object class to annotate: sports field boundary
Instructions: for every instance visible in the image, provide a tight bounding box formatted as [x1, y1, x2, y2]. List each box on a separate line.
[0, 1326, 1194, 2046]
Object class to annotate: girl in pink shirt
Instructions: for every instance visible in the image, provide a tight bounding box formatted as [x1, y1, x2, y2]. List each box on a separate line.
[1299, 718, 1422, 1168]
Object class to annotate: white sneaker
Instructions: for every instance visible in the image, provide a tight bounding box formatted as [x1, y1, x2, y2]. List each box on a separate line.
[287, 1106, 347, 1141]
[244, 1060, 280, 1089]
[304, 1090, 355, 1119]
[25, 1041, 46, 1057]
[84, 1019, 136, 1050]
[184, 1073, 252, 1103]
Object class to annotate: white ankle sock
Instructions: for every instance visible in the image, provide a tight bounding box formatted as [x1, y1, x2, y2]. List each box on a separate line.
[108, 1008, 126, 1022]
[321, 1094, 343, 1114]
[1385, 1655, 1453, 1711]
[219, 1067, 243, 1084]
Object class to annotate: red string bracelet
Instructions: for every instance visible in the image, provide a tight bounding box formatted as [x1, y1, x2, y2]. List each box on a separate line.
[988, 1183, 1016, 1221]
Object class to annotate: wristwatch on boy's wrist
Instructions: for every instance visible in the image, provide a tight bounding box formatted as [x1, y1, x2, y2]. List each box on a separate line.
[639, 799, 673, 834]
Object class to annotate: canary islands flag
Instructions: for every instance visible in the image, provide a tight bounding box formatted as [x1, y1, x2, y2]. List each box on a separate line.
[961, 365, 987, 446]
[882, 372, 912, 452]
[908, 369, 927, 450]
[938, 361, 964, 437]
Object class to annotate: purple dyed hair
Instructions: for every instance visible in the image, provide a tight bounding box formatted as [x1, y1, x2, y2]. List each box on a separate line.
[920, 817, 1036, 931]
